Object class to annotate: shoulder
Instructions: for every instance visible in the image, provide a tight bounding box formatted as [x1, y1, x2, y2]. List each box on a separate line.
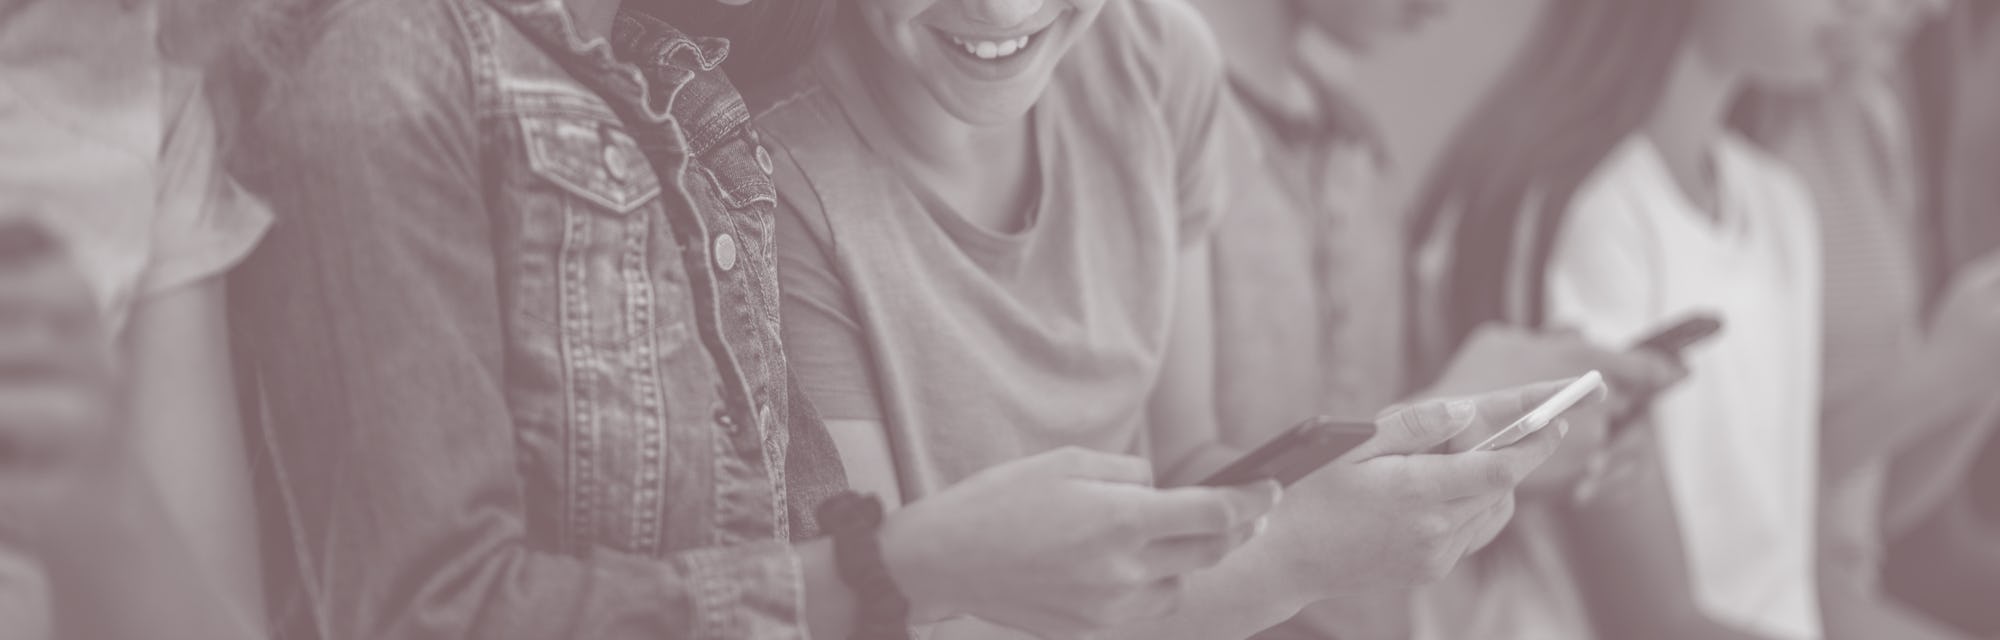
[747, 65, 841, 146]
[1567, 136, 1660, 223]
[747, 73, 856, 255]
[1063, 0, 1226, 107]
[257, 0, 475, 138]
[1103, 0, 1226, 75]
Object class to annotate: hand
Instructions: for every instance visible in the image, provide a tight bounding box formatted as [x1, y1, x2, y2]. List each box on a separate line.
[1924, 249, 2000, 381]
[1422, 325, 1683, 490]
[879, 447, 1281, 638]
[0, 220, 121, 548]
[1265, 381, 1574, 597]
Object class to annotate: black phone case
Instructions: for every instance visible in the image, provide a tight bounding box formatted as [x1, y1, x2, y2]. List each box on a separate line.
[1200, 417, 1375, 487]
[1611, 315, 1724, 437]
[1632, 315, 1723, 358]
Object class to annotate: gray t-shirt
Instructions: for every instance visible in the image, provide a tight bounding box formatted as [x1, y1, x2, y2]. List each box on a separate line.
[757, 0, 1243, 501]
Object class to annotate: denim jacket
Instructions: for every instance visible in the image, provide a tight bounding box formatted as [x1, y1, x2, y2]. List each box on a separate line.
[232, 1, 841, 638]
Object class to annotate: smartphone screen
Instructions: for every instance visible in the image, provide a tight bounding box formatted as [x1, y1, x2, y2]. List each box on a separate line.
[1200, 417, 1375, 487]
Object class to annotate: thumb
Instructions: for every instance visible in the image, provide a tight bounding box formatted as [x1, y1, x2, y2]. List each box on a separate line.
[1357, 397, 1478, 457]
[1030, 447, 1157, 486]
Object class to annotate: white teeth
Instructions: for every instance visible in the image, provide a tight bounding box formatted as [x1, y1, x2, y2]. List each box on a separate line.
[949, 34, 1034, 60]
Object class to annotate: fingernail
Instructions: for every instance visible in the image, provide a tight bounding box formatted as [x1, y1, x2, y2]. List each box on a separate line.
[0, 219, 57, 266]
[1555, 418, 1570, 437]
[1445, 399, 1477, 427]
[1252, 516, 1270, 539]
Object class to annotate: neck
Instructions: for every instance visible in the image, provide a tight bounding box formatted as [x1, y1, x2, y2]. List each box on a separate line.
[825, 16, 1026, 168]
[1645, 44, 1741, 213]
[568, 0, 620, 41]
[1192, 1, 1310, 106]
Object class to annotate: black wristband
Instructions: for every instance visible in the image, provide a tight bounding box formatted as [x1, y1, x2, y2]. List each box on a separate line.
[817, 492, 912, 640]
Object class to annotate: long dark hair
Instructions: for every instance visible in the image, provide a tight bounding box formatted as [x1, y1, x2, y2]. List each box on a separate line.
[633, 0, 834, 83]
[1403, 0, 1698, 382]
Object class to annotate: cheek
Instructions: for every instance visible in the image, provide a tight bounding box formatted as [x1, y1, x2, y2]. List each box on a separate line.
[1068, 0, 1109, 18]
[855, 2, 929, 62]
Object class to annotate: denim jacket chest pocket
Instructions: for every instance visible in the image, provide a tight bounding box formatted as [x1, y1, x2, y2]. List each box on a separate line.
[522, 111, 661, 214]
[494, 92, 744, 557]
[506, 95, 680, 336]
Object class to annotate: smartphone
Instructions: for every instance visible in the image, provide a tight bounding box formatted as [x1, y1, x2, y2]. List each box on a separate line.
[1608, 315, 1723, 437]
[1630, 314, 1723, 360]
[1469, 370, 1606, 452]
[1199, 417, 1375, 487]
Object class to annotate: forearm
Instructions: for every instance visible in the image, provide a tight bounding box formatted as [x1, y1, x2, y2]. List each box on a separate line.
[123, 278, 264, 622]
[798, 537, 871, 639]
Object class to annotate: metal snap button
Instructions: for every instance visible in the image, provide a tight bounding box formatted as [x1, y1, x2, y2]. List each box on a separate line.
[754, 144, 774, 176]
[603, 144, 630, 182]
[714, 233, 738, 271]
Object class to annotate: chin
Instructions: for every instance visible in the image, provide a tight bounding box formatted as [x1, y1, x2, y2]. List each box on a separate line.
[929, 77, 1050, 127]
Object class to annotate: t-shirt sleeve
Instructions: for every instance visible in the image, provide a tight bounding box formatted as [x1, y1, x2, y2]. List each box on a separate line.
[1543, 186, 1660, 346]
[771, 156, 885, 422]
[141, 71, 272, 298]
[1137, 0, 1246, 248]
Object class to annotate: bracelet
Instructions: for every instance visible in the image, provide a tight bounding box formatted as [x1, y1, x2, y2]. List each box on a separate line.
[817, 492, 912, 640]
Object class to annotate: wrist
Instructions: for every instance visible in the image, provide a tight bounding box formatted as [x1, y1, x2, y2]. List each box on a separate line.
[872, 502, 955, 625]
[1232, 516, 1334, 629]
[818, 493, 914, 639]
[1259, 502, 1345, 603]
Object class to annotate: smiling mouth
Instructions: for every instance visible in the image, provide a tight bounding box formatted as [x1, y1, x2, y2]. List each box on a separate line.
[935, 25, 1048, 62]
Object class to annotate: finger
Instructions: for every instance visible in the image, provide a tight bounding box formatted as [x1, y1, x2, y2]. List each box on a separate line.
[1114, 577, 1186, 623]
[1133, 481, 1280, 538]
[1357, 397, 1479, 457]
[1136, 533, 1239, 579]
[1044, 447, 1156, 485]
[1464, 378, 1586, 427]
[1421, 423, 1565, 499]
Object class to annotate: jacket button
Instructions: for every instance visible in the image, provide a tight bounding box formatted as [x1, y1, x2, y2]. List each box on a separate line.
[714, 233, 738, 271]
[755, 144, 774, 176]
[604, 145, 631, 182]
